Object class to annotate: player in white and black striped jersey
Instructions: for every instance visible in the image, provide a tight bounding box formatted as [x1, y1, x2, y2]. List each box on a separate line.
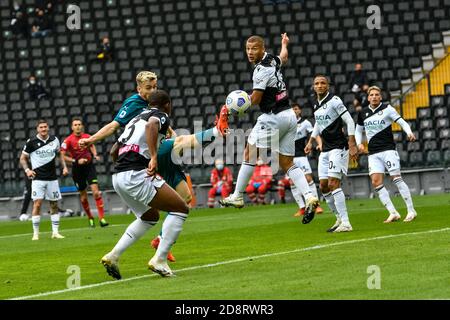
[355, 86, 418, 223]
[305, 75, 358, 233]
[220, 34, 320, 223]
[19, 120, 69, 240]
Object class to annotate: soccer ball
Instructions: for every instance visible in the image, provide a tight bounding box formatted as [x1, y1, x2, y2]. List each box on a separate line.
[225, 90, 251, 117]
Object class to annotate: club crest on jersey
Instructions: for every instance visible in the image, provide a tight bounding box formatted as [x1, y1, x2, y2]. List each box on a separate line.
[378, 111, 383, 115]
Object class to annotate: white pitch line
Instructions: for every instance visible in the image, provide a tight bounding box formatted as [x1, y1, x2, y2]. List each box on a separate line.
[0, 203, 438, 240]
[9, 226, 450, 300]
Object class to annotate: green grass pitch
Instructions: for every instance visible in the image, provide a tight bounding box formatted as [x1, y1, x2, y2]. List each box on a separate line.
[1, 194, 449, 300]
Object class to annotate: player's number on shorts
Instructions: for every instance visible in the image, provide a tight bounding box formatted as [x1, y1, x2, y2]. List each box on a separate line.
[121, 117, 140, 143]
[386, 161, 392, 169]
[329, 161, 334, 170]
[53, 192, 59, 198]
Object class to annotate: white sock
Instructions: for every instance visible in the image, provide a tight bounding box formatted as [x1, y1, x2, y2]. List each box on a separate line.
[287, 165, 313, 201]
[32, 215, 40, 234]
[332, 188, 350, 224]
[323, 192, 338, 219]
[232, 162, 255, 197]
[112, 218, 156, 257]
[291, 185, 305, 209]
[393, 177, 415, 212]
[50, 214, 60, 234]
[156, 212, 188, 260]
[308, 180, 319, 199]
[375, 185, 398, 215]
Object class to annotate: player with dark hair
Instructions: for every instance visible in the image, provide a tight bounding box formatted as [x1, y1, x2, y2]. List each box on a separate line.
[61, 117, 108, 228]
[19, 120, 69, 240]
[305, 75, 358, 233]
[101, 90, 190, 278]
[220, 33, 319, 224]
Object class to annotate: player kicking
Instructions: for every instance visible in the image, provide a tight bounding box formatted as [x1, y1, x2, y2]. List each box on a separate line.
[305, 75, 358, 233]
[110, 108, 229, 263]
[220, 34, 319, 223]
[61, 118, 109, 228]
[19, 120, 69, 240]
[355, 86, 417, 223]
[101, 90, 189, 278]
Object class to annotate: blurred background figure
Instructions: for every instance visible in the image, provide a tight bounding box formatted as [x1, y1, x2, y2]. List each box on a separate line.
[97, 37, 114, 61]
[207, 159, 233, 208]
[31, 9, 52, 38]
[349, 63, 369, 112]
[27, 75, 49, 102]
[10, 1, 29, 38]
[245, 158, 273, 205]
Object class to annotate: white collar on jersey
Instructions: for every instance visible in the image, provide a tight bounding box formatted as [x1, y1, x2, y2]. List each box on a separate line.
[317, 92, 330, 105]
[369, 102, 383, 113]
[36, 134, 50, 143]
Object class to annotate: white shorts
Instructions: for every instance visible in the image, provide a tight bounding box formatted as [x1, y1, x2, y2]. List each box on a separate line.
[31, 180, 62, 201]
[293, 156, 312, 175]
[248, 109, 297, 156]
[318, 149, 349, 180]
[112, 169, 165, 218]
[368, 150, 401, 176]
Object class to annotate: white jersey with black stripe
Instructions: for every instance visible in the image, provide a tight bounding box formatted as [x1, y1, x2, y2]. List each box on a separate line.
[22, 135, 60, 181]
[357, 102, 401, 155]
[313, 93, 349, 152]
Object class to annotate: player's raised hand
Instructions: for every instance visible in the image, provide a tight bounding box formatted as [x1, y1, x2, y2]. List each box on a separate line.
[281, 33, 289, 46]
[407, 133, 416, 142]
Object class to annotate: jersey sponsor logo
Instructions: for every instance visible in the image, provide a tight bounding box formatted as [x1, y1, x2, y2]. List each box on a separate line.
[118, 144, 140, 155]
[364, 119, 386, 126]
[315, 114, 332, 121]
[35, 149, 55, 156]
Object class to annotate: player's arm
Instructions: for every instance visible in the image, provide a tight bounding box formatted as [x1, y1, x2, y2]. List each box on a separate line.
[61, 149, 75, 164]
[110, 142, 119, 163]
[390, 107, 415, 141]
[90, 144, 100, 161]
[59, 150, 69, 176]
[278, 33, 289, 66]
[79, 120, 121, 148]
[340, 111, 358, 160]
[145, 118, 160, 176]
[305, 123, 319, 154]
[20, 152, 35, 179]
[355, 111, 366, 153]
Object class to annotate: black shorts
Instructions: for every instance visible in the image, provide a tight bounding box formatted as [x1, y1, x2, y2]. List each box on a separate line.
[72, 163, 98, 191]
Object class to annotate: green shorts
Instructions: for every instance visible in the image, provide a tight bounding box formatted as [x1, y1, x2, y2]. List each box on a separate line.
[157, 138, 186, 189]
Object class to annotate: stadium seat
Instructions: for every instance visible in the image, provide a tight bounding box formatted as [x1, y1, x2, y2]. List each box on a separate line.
[426, 151, 441, 165]
[443, 150, 450, 165]
[409, 152, 424, 166]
